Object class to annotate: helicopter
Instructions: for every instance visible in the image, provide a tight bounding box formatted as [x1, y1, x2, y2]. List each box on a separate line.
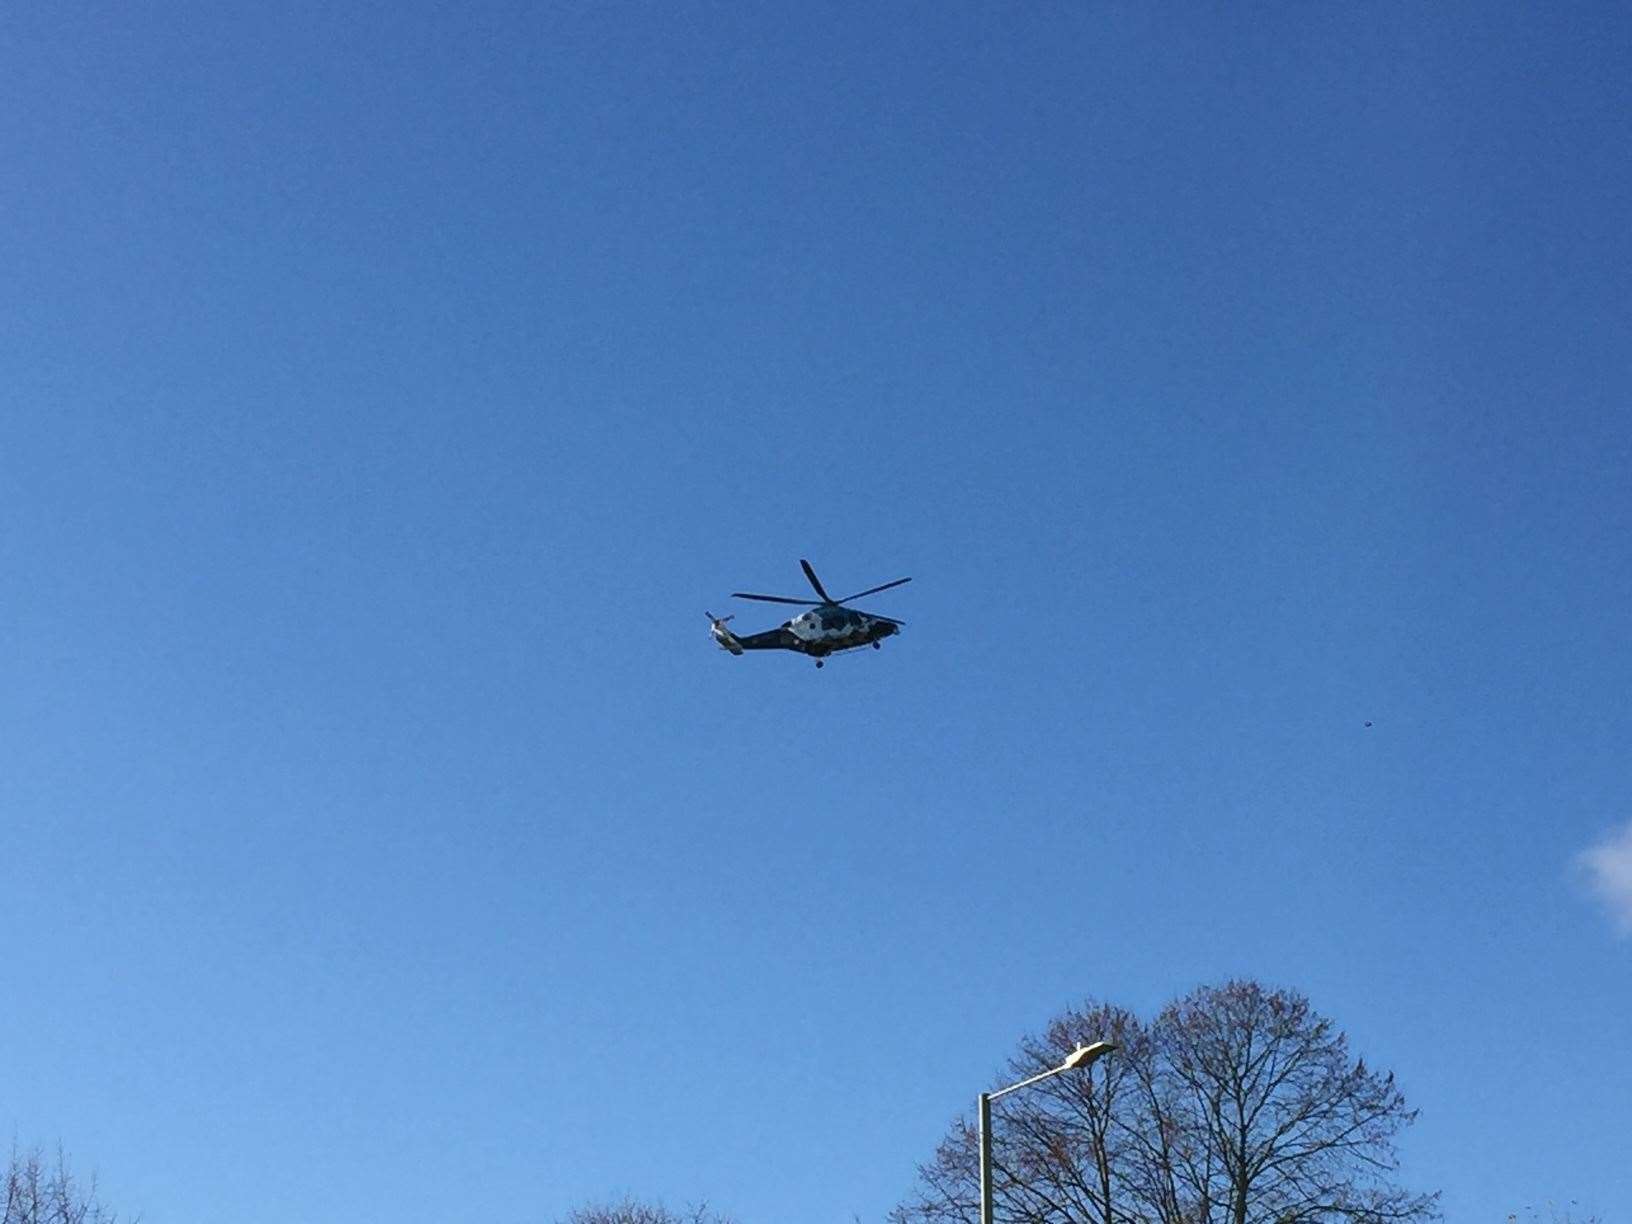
[708, 559, 910, 668]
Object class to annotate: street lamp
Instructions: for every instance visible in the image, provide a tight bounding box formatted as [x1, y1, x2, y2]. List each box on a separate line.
[978, 1040, 1115, 1224]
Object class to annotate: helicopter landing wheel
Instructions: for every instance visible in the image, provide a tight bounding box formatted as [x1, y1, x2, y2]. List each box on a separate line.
[814, 659, 824, 669]
[872, 641, 881, 649]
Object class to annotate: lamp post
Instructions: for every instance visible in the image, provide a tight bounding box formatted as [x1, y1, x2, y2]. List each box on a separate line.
[978, 1040, 1115, 1224]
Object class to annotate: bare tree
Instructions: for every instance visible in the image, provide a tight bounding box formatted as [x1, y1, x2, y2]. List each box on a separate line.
[893, 981, 1438, 1224]
[559, 1198, 735, 1224]
[3, 1145, 119, 1224]
[1151, 982, 1434, 1223]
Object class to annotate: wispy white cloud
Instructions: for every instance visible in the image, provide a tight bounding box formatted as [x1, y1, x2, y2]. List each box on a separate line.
[1578, 820, 1632, 936]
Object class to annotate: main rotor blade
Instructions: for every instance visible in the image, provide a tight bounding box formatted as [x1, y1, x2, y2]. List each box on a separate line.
[800, 559, 833, 603]
[732, 592, 820, 606]
[834, 576, 911, 603]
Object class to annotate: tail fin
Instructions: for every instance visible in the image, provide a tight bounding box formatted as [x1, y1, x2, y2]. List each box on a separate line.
[706, 612, 745, 656]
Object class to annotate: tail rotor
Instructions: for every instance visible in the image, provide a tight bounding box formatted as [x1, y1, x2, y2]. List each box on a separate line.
[706, 612, 744, 655]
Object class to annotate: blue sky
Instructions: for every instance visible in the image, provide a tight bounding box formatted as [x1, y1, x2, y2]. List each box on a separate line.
[3, 4, 1629, 1221]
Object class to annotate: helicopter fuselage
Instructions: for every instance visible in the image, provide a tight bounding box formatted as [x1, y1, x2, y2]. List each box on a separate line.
[713, 606, 899, 662]
[783, 606, 898, 654]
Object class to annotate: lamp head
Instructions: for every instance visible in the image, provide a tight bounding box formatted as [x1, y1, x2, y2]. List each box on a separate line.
[1061, 1041, 1116, 1071]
